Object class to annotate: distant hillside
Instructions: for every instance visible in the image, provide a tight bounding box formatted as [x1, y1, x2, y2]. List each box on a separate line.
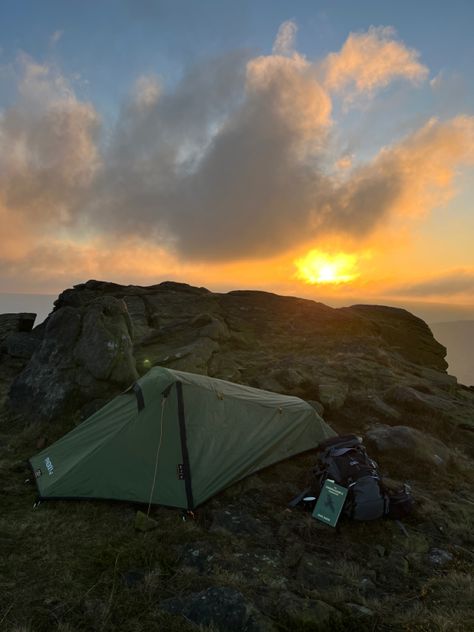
[430, 321, 474, 386]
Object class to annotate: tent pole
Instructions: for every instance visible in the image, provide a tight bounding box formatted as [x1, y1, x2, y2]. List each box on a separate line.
[176, 381, 195, 510]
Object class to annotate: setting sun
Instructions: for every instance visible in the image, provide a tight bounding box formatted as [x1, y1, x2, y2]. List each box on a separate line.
[294, 250, 360, 285]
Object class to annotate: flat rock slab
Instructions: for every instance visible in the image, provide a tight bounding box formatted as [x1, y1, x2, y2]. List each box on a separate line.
[181, 542, 284, 588]
[210, 507, 273, 540]
[276, 591, 341, 627]
[160, 586, 273, 632]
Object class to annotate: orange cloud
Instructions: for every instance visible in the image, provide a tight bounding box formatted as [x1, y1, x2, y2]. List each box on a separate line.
[0, 22, 473, 300]
[322, 26, 428, 98]
[246, 52, 332, 146]
[0, 235, 299, 293]
[375, 116, 474, 216]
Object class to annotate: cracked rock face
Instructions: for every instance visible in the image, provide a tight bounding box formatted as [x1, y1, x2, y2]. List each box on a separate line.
[9, 295, 137, 421]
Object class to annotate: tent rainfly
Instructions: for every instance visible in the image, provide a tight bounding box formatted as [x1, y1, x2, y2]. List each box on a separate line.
[29, 367, 335, 509]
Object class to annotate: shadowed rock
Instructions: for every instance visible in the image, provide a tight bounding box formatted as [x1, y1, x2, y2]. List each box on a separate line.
[160, 586, 272, 632]
[9, 296, 137, 421]
[6, 279, 468, 429]
[365, 424, 450, 466]
[0, 313, 36, 346]
[347, 304, 448, 371]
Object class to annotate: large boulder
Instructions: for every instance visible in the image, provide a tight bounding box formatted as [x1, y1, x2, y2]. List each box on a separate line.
[9, 296, 137, 421]
[384, 384, 455, 417]
[317, 378, 349, 410]
[73, 296, 135, 383]
[3, 332, 41, 359]
[0, 313, 36, 347]
[347, 305, 448, 371]
[365, 424, 450, 467]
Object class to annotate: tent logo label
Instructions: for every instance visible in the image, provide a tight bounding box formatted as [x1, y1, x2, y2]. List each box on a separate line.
[44, 457, 54, 476]
[34, 468, 42, 478]
[177, 464, 185, 480]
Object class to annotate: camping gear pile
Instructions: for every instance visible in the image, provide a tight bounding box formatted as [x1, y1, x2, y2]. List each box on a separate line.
[291, 434, 414, 524]
[29, 367, 412, 525]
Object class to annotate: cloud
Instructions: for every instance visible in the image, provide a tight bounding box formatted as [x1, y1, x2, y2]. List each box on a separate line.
[0, 237, 177, 292]
[0, 23, 472, 277]
[370, 116, 474, 217]
[89, 46, 335, 259]
[50, 30, 64, 47]
[272, 19, 298, 56]
[394, 269, 474, 298]
[326, 115, 474, 236]
[133, 74, 161, 109]
[322, 26, 428, 98]
[0, 55, 100, 228]
[85, 24, 463, 261]
[335, 155, 353, 170]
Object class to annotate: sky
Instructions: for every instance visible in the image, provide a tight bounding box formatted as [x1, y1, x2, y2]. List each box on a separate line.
[0, 0, 473, 321]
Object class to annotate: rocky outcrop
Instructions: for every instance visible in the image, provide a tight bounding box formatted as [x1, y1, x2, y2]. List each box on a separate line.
[365, 424, 450, 467]
[9, 295, 137, 421]
[4, 279, 469, 428]
[0, 281, 473, 632]
[0, 313, 36, 347]
[347, 305, 448, 371]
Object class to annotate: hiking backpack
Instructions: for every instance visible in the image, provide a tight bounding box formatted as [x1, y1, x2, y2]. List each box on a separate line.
[313, 434, 389, 521]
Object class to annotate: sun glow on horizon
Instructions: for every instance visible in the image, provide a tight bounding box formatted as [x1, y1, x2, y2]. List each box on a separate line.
[294, 250, 360, 285]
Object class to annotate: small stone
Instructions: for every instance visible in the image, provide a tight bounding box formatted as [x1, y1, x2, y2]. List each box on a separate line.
[181, 541, 219, 573]
[346, 603, 375, 617]
[318, 380, 348, 410]
[428, 548, 453, 566]
[375, 544, 385, 557]
[359, 577, 377, 596]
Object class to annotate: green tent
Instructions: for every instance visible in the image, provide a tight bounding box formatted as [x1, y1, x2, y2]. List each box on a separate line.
[30, 367, 334, 509]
